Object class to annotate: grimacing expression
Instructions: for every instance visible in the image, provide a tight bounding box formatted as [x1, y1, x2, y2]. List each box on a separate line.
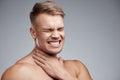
[31, 13, 65, 56]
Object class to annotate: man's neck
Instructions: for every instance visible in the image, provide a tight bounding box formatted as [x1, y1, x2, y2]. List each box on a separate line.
[32, 46, 57, 58]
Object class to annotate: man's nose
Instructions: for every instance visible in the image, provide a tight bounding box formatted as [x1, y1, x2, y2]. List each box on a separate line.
[51, 31, 60, 39]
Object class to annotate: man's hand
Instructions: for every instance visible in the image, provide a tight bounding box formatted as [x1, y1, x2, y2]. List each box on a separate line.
[32, 49, 77, 80]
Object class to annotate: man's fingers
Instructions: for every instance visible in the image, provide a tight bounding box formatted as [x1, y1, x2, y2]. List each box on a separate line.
[32, 54, 46, 64]
[58, 57, 63, 65]
[34, 59, 45, 68]
[35, 49, 50, 59]
[34, 51, 47, 61]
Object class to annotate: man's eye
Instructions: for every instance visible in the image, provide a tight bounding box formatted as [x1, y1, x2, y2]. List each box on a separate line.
[44, 30, 50, 32]
[58, 28, 64, 31]
[44, 29, 52, 32]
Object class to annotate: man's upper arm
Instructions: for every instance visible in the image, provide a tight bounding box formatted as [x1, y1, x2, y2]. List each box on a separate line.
[75, 60, 92, 80]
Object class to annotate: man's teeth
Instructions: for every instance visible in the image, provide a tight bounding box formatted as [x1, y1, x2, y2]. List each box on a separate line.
[49, 42, 60, 46]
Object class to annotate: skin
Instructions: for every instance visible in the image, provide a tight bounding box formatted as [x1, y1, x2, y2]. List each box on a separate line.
[1, 13, 92, 80]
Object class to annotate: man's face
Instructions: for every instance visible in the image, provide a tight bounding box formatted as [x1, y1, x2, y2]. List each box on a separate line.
[33, 13, 65, 56]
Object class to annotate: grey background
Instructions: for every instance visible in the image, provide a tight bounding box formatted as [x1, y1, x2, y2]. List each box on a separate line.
[0, 0, 120, 80]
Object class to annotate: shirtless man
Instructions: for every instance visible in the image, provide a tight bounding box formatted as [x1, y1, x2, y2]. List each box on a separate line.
[1, 1, 92, 80]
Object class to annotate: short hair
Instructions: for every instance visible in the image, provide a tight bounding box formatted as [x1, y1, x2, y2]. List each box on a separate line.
[30, 1, 65, 25]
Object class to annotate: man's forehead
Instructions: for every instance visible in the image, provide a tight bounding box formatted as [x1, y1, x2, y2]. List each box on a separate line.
[40, 24, 64, 29]
[33, 13, 64, 27]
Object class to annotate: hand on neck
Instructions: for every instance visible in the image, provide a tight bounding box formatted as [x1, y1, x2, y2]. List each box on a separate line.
[32, 46, 57, 58]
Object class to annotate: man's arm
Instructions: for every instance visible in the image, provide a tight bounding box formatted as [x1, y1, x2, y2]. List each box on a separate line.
[32, 50, 92, 80]
[32, 51, 77, 80]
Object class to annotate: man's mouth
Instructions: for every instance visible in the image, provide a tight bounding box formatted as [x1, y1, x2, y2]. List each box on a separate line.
[48, 40, 61, 47]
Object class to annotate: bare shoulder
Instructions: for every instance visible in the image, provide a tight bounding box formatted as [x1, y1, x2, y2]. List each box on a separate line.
[64, 59, 83, 66]
[64, 59, 85, 70]
[64, 60, 92, 80]
[63, 60, 86, 73]
[1, 63, 35, 80]
[1, 63, 48, 80]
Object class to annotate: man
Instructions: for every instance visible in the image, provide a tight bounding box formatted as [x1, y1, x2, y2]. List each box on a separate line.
[1, 1, 92, 80]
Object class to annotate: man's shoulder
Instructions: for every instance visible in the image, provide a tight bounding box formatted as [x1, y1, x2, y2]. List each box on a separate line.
[64, 59, 92, 80]
[64, 59, 90, 71]
[1, 62, 38, 80]
[63, 60, 83, 74]
[64, 59, 84, 68]
[1, 61, 53, 80]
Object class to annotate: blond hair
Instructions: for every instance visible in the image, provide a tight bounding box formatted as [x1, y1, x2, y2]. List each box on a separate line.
[30, 1, 65, 24]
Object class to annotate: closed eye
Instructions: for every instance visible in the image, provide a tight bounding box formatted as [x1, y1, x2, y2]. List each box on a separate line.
[43, 29, 53, 32]
[58, 27, 64, 31]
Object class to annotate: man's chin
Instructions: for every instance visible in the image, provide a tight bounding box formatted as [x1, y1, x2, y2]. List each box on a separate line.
[46, 49, 62, 56]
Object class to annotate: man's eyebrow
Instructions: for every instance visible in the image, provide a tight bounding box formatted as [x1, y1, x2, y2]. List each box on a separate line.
[42, 27, 54, 31]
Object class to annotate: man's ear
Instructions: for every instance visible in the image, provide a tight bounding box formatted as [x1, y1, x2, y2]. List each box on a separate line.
[30, 27, 37, 39]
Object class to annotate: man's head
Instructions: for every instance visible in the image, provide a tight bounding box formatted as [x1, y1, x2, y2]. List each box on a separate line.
[30, 1, 65, 56]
